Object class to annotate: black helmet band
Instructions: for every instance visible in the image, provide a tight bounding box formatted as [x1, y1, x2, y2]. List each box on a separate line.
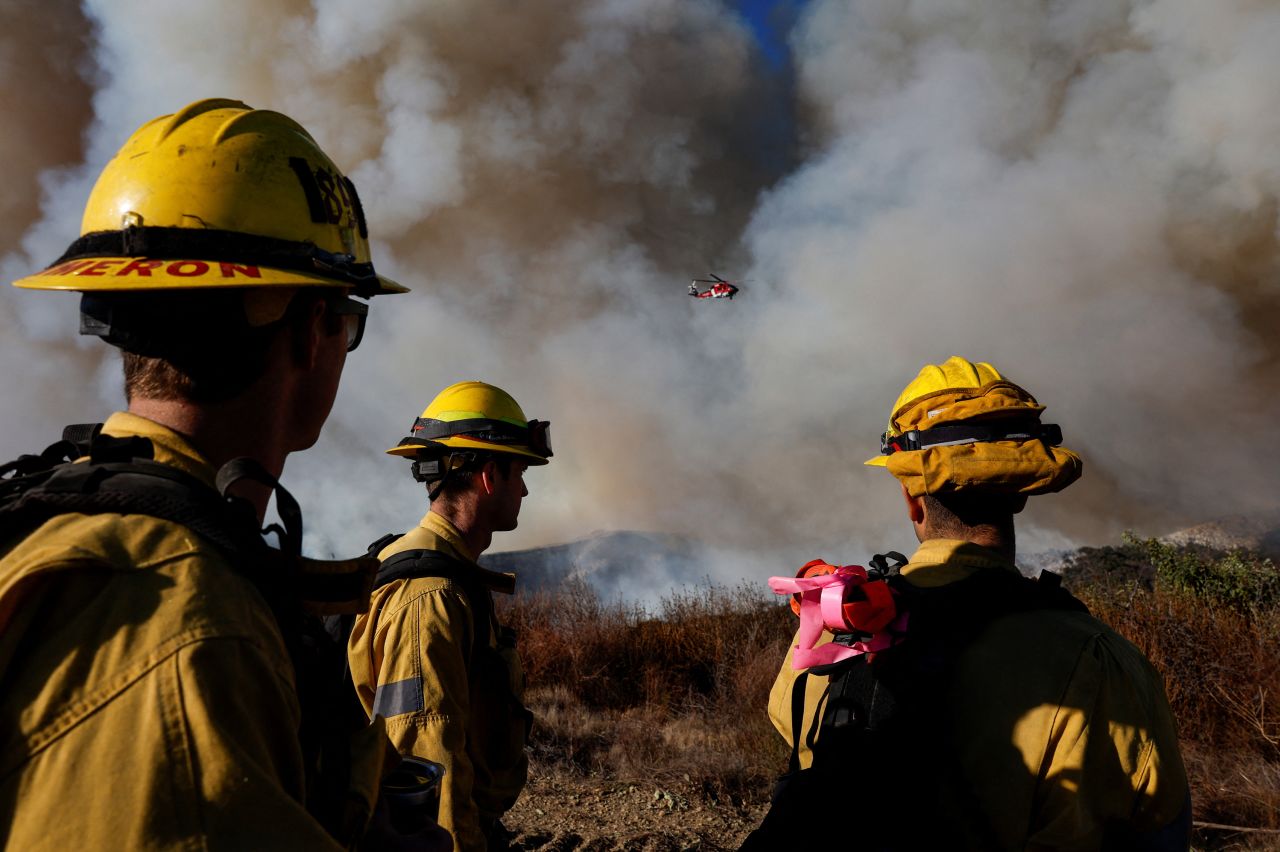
[410, 416, 552, 459]
[880, 420, 1062, 456]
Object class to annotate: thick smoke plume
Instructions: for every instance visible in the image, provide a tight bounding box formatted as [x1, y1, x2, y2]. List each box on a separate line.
[2, 1, 1278, 588]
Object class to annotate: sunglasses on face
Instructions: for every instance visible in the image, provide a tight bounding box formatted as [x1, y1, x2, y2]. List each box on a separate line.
[326, 296, 368, 352]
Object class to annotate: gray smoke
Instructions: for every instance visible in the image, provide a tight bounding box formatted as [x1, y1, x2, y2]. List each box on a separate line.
[2, 1, 1278, 590]
[737, 0, 1280, 559]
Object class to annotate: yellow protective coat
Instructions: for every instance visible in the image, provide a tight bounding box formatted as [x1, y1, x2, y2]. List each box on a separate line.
[0, 412, 382, 850]
[348, 511, 529, 852]
[768, 539, 1188, 851]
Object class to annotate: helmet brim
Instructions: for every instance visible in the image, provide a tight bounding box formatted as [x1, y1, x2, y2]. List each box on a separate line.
[864, 455, 890, 467]
[387, 434, 550, 465]
[13, 258, 407, 296]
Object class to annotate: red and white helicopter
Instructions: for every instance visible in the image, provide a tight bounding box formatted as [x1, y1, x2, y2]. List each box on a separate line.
[688, 274, 741, 300]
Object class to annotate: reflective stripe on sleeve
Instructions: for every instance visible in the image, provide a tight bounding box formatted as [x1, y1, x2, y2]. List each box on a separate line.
[372, 677, 423, 718]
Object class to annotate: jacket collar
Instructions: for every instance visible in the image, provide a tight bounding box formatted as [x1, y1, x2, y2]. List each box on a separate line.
[419, 511, 517, 595]
[100, 411, 376, 614]
[101, 411, 218, 488]
[899, 539, 1021, 589]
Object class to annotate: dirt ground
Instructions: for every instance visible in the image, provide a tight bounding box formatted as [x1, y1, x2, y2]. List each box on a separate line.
[504, 764, 770, 852]
[502, 767, 1280, 852]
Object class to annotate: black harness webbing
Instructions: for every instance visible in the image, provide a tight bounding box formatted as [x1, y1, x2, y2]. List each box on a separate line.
[344, 535, 533, 816]
[0, 427, 371, 847]
[744, 555, 1090, 852]
[324, 537, 498, 716]
[787, 670, 810, 775]
[1, 433, 263, 561]
[881, 419, 1063, 455]
[368, 543, 496, 661]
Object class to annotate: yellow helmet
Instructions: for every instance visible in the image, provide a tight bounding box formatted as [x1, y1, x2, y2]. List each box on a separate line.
[12, 98, 405, 298]
[866, 356, 1082, 497]
[387, 381, 552, 466]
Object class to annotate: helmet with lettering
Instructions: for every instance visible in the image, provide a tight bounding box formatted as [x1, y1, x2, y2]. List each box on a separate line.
[11, 98, 404, 298]
[866, 356, 1082, 497]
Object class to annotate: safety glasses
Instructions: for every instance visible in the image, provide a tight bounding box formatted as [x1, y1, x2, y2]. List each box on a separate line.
[327, 296, 368, 352]
[526, 419, 552, 458]
[409, 416, 553, 459]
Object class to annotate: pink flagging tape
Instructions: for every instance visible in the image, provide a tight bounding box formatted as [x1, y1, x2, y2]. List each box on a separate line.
[770, 567, 907, 670]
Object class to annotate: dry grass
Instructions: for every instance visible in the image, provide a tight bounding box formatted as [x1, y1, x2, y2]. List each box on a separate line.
[501, 546, 1280, 836]
[1073, 540, 1280, 839]
[500, 580, 792, 798]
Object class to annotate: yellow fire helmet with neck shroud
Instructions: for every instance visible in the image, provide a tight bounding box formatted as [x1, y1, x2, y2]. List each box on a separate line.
[866, 356, 1082, 498]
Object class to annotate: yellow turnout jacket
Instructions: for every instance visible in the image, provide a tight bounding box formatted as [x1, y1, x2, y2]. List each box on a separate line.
[348, 511, 529, 852]
[768, 538, 1189, 851]
[0, 412, 383, 850]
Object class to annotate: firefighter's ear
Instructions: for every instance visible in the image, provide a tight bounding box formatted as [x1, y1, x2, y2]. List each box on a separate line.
[477, 459, 501, 496]
[902, 483, 925, 526]
[294, 297, 329, 370]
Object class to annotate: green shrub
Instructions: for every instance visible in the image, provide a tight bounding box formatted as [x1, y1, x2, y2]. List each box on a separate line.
[1070, 542, 1280, 833]
[1122, 533, 1280, 611]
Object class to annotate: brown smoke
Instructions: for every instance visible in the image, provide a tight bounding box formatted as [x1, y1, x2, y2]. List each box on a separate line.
[0, 0, 94, 257]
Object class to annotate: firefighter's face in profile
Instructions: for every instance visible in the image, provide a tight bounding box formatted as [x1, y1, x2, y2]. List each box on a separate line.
[489, 460, 529, 532]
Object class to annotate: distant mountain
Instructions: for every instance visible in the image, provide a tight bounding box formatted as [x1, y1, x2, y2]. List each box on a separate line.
[1015, 549, 1078, 578]
[481, 516, 1280, 604]
[481, 530, 710, 602]
[1159, 513, 1280, 558]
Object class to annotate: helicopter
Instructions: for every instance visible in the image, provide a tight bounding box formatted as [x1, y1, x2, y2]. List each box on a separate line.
[688, 274, 741, 300]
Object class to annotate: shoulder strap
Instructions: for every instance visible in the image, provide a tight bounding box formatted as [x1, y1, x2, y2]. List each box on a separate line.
[365, 532, 403, 559]
[888, 565, 1089, 634]
[867, 550, 908, 576]
[1, 451, 264, 564]
[1, 427, 389, 845]
[786, 670, 811, 774]
[321, 532, 404, 653]
[375, 548, 495, 661]
[811, 563, 1089, 764]
[1, 428, 376, 844]
[0, 423, 100, 484]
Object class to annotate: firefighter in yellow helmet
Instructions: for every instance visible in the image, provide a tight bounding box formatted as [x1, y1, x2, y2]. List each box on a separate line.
[744, 357, 1190, 851]
[0, 99, 447, 849]
[348, 381, 552, 851]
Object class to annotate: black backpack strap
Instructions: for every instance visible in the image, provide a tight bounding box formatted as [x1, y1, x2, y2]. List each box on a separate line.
[0, 423, 108, 483]
[2, 458, 260, 558]
[786, 670, 810, 775]
[867, 550, 908, 576]
[891, 566, 1089, 628]
[60, 422, 102, 449]
[320, 534, 401, 644]
[374, 548, 495, 661]
[0, 428, 381, 846]
[365, 532, 403, 559]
